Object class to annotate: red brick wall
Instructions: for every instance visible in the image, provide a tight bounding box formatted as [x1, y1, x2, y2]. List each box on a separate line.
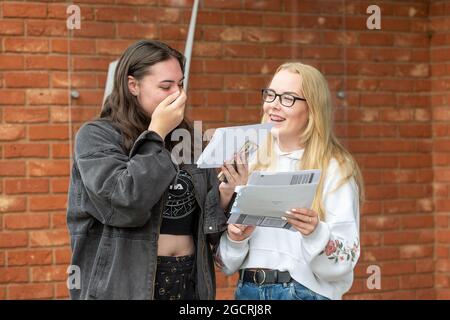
[431, 0, 450, 300]
[0, 0, 446, 300]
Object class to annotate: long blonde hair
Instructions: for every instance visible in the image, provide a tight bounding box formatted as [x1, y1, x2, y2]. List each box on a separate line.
[251, 62, 364, 220]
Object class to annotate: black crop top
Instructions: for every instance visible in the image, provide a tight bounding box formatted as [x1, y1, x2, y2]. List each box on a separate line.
[160, 169, 199, 235]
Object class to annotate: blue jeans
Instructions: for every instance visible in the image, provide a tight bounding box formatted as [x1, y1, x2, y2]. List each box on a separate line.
[235, 280, 330, 300]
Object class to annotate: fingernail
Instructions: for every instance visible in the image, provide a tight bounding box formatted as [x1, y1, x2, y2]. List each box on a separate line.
[281, 216, 287, 221]
[285, 210, 292, 214]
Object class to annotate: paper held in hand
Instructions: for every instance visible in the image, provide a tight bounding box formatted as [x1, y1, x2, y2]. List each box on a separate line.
[227, 170, 321, 231]
[196, 123, 274, 169]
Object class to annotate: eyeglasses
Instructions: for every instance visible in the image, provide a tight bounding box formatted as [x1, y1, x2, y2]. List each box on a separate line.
[261, 88, 306, 108]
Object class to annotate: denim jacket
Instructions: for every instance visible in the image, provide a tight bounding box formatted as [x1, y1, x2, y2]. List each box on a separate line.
[67, 119, 227, 299]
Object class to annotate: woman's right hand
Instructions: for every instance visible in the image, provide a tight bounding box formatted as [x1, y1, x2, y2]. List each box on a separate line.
[148, 90, 187, 140]
[218, 152, 249, 209]
[227, 223, 255, 242]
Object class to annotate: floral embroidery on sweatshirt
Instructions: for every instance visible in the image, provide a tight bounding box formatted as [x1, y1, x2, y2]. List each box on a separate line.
[319, 239, 359, 263]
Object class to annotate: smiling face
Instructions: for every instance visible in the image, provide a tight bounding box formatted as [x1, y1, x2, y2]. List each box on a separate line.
[128, 57, 184, 117]
[263, 69, 309, 150]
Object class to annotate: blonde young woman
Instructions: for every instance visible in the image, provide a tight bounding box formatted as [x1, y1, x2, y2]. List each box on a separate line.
[217, 62, 364, 300]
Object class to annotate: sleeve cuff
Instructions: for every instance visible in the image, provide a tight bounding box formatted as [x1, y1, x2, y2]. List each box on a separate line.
[224, 232, 250, 253]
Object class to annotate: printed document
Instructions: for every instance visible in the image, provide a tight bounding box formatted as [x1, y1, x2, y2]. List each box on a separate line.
[227, 170, 321, 230]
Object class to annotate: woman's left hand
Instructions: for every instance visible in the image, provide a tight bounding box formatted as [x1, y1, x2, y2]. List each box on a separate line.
[284, 208, 319, 236]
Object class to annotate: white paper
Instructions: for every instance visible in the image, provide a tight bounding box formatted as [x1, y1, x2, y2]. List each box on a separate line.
[227, 170, 321, 231]
[196, 123, 273, 168]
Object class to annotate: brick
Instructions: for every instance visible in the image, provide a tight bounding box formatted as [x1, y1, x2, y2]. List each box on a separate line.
[54, 248, 71, 264]
[0, 267, 29, 284]
[97, 40, 133, 56]
[206, 0, 242, 9]
[50, 72, 97, 89]
[0, 55, 24, 70]
[0, 20, 24, 35]
[5, 38, 49, 53]
[384, 231, 434, 245]
[72, 57, 111, 71]
[196, 11, 223, 25]
[32, 265, 67, 282]
[51, 107, 98, 123]
[228, 108, 262, 123]
[224, 44, 263, 58]
[26, 55, 68, 70]
[95, 7, 138, 21]
[4, 144, 49, 159]
[0, 162, 26, 177]
[416, 260, 434, 273]
[0, 90, 25, 105]
[381, 261, 416, 276]
[2, 2, 47, 18]
[7, 250, 52, 266]
[203, 27, 241, 42]
[224, 12, 261, 26]
[52, 144, 71, 159]
[29, 160, 70, 177]
[187, 108, 226, 122]
[27, 20, 67, 37]
[117, 0, 157, 5]
[400, 216, 434, 229]
[243, 29, 282, 43]
[30, 195, 67, 212]
[400, 245, 434, 259]
[244, 0, 281, 11]
[204, 58, 245, 74]
[9, 284, 54, 299]
[140, 6, 178, 22]
[51, 39, 97, 55]
[4, 107, 49, 123]
[193, 43, 222, 57]
[55, 282, 70, 299]
[4, 214, 49, 230]
[29, 125, 69, 141]
[51, 212, 68, 229]
[437, 230, 450, 243]
[0, 125, 25, 141]
[117, 23, 157, 39]
[189, 75, 223, 90]
[365, 185, 398, 200]
[0, 196, 26, 213]
[400, 274, 434, 289]
[30, 230, 70, 247]
[436, 260, 450, 272]
[73, 91, 104, 106]
[27, 89, 68, 105]
[205, 92, 246, 106]
[73, 21, 115, 38]
[365, 216, 400, 231]
[359, 32, 394, 46]
[224, 76, 265, 90]
[284, 31, 321, 44]
[5, 179, 49, 194]
[362, 247, 399, 262]
[51, 178, 70, 193]
[0, 233, 28, 249]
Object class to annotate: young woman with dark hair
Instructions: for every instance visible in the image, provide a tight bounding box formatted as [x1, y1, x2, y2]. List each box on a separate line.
[67, 40, 233, 300]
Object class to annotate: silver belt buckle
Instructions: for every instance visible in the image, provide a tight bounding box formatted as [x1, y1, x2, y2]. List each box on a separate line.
[253, 269, 266, 285]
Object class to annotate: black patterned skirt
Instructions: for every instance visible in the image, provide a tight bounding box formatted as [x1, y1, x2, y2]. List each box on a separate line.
[154, 254, 196, 300]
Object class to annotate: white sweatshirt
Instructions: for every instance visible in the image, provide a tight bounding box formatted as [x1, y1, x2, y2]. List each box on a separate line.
[218, 143, 360, 300]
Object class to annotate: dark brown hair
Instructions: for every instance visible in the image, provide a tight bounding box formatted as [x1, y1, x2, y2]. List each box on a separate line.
[101, 40, 195, 157]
